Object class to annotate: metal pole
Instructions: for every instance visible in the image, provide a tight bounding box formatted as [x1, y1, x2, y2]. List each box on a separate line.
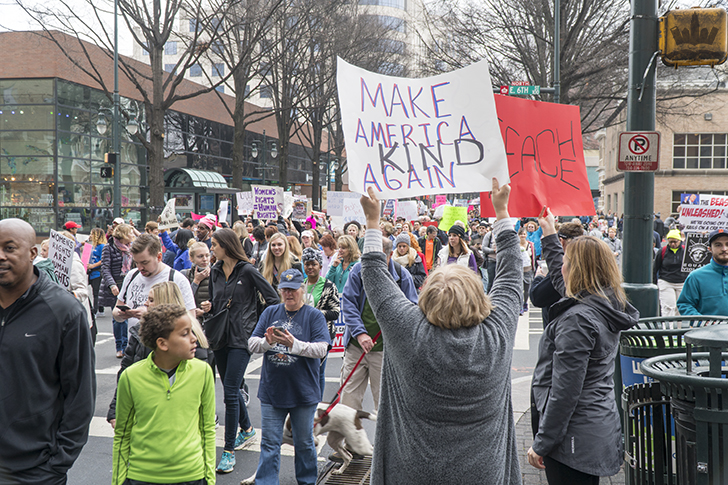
[112, 0, 121, 218]
[262, 129, 266, 185]
[554, 0, 560, 103]
[623, 0, 659, 317]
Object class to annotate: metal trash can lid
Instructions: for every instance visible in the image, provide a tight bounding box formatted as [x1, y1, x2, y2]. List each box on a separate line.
[684, 325, 728, 349]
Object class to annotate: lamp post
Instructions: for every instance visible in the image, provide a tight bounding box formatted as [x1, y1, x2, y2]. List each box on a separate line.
[251, 129, 278, 185]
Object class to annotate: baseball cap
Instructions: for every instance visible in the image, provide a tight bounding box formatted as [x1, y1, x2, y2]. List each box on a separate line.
[113, 217, 125, 225]
[64, 221, 81, 229]
[278, 269, 304, 289]
[708, 228, 728, 245]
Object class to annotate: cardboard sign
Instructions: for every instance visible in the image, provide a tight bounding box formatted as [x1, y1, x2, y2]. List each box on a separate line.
[322, 187, 328, 211]
[81, 242, 93, 270]
[337, 57, 509, 199]
[439, 206, 468, 232]
[681, 233, 712, 272]
[292, 198, 307, 220]
[327, 191, 362, 217]
[679, 194, 728, 232]
[383, 199, 397, 217]
[253, 185, 284, 219]
[343, 197, 366, 224]
[236, 191, 254, 215]
[218, 200, 229, 226]
[480, 96, 595, 218]
[48, 229, 75, 289]
[158, 198, 178, 230]
[397, 200, 418, 222]
[283, 192, 295, 219]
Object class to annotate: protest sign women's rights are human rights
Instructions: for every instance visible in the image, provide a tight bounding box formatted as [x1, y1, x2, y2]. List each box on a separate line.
[336, 57, 510, 199]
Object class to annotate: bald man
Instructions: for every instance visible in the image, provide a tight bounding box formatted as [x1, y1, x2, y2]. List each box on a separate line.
[0, 219, 95, 484]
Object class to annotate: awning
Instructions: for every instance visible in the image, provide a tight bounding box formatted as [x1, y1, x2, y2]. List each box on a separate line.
[164, 168, 237, 194]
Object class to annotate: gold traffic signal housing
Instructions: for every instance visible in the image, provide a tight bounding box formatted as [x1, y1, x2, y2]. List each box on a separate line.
[659, 7, 728, 67]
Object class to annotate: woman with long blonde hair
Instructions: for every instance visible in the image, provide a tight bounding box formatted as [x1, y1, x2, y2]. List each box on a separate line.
[87, 227, 108, 317]
[261, 232, 303, 290]
[325, 234, 360, 293]
[527, 209, 638, 484]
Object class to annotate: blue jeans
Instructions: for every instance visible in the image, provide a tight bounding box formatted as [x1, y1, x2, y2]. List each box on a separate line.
[256, 403, 317, 485]
[113, 318, 128, 352]
[215, 346, 252, 451]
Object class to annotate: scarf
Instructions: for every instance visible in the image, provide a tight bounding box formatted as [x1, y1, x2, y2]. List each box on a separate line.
[116, 240, 133, 274]
[392, 247, 417, 267]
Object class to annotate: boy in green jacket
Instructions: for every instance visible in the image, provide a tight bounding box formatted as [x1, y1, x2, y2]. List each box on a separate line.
[113, 305, 216, 485]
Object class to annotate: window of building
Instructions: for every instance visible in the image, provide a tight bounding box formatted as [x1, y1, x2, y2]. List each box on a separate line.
[607, 194, 611, 212]
[673, 133, 727, 169]
[671, 189, 728, 214]
[364, 15, 406, 33]
[189, 64, 203, 77]
[216, 86, 224, 93]
[164, 41, 177, 55]
[260, 85, 273, 99]
[189, 19, 201, 32]
[378, 61, 405, 76]
[164, 63, 176, 74]
[141, 42, 149, 56]
[213, 63, 224, 77]
[244, 84, 251, 97]
[359, 0, 406, 9]
[211, 18, 224, 32]
[378, 39, 406, 54]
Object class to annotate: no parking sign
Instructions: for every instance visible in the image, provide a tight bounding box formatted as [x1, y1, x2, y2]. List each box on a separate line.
[617, 131, 660, 171]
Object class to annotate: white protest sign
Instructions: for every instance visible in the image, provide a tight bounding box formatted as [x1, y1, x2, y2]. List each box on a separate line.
[236, 191, 254, 215]
[327, 191, 362, 217]
[283, 192, 295, 219]
[382, 199, 396, 217]
[253, 185, 284, 219]
[397, 200, 418, 222]
[48, 229, 75, 289]
[343, 197, 366, 224]
[679, 194, 728, 232]
[337, 57, 509, 199]
[158, 198, 178, 230]
[218, 200, 229, 225]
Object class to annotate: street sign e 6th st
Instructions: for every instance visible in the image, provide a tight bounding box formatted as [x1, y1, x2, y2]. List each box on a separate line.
[508, 85, 541, 95]
[617, 131, 661, 171]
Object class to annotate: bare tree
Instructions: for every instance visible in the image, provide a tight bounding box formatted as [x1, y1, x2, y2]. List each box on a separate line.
[18, 0, 238, 214]
[418, 0, 631, 133]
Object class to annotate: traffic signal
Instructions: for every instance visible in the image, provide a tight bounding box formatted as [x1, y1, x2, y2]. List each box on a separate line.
[100, 166, 113, 178]
[659, 7, 728, 67]
[104, 152, 118, 165]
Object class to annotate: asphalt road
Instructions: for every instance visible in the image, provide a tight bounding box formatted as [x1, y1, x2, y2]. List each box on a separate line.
[66, 308, 544, 484]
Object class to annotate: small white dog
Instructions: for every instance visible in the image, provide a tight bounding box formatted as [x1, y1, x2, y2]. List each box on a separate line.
[240, 402, 376, 484]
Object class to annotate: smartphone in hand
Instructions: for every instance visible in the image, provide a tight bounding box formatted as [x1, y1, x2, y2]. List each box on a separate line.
[117, 305, 131, 312]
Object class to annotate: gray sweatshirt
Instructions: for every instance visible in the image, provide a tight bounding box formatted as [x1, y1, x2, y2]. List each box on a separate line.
[360, 220, 523, 485]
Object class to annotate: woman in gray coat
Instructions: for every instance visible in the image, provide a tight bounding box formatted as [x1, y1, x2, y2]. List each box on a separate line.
[528, 209, 638, 484]
[357, 180, 522, 485]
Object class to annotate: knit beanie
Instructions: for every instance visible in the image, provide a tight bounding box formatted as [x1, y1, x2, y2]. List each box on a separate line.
[395, 233, 411, 248]
[301, 247, 323, 265]
[448, 224, 466, 238]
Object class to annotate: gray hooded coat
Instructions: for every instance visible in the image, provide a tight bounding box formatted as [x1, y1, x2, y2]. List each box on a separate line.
[531, 234, 639, 476]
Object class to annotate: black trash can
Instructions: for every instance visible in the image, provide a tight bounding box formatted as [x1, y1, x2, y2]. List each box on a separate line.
[640, 325, 728, 485]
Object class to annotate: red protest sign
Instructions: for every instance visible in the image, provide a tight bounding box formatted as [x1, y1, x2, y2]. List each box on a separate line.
[481, 96, 595, 218]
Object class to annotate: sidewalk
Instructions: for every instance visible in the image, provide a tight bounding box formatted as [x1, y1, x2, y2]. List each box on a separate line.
[514, 408, 626, 484]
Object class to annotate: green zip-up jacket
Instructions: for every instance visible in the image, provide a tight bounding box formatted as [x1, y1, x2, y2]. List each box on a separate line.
[112, 353, 216, 485]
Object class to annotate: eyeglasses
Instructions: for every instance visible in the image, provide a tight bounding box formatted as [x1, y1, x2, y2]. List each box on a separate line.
[557, 232, 574, 240]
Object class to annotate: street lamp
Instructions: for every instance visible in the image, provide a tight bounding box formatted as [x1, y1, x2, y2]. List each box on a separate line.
[251, 129, 278, 185]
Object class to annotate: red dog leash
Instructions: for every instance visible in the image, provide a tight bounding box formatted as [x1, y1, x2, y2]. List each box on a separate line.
[319, 330, 381, 420]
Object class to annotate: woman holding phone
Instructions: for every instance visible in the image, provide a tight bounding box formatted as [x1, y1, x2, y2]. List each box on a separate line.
[200, 228, 279, 474]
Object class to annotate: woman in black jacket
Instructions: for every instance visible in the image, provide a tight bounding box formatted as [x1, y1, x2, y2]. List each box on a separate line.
[99, 223, 134, 357]
[392, 233, 427, 290]
[527, 209, 638, 484]
[200, 228, 279, 474]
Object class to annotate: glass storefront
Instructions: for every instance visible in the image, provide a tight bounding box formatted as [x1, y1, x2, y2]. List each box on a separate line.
[0, 78, 148, 235]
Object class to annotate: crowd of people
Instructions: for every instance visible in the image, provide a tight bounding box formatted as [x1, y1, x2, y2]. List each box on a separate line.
[9, 185, 728, 485]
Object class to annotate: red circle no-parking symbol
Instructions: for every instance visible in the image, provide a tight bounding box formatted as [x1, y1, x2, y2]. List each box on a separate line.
[628, 135, 650, 155]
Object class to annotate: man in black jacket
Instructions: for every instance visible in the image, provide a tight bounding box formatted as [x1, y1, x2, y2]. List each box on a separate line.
[653, 229, 689, 316]
[529, 222, 584, 327]
[0, 219, 95, 484]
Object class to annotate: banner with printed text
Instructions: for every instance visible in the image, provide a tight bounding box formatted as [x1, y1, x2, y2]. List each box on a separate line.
[679, 193, 728, 232]
[480, 96, 595, 218]
[337, 57, 509, 199]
